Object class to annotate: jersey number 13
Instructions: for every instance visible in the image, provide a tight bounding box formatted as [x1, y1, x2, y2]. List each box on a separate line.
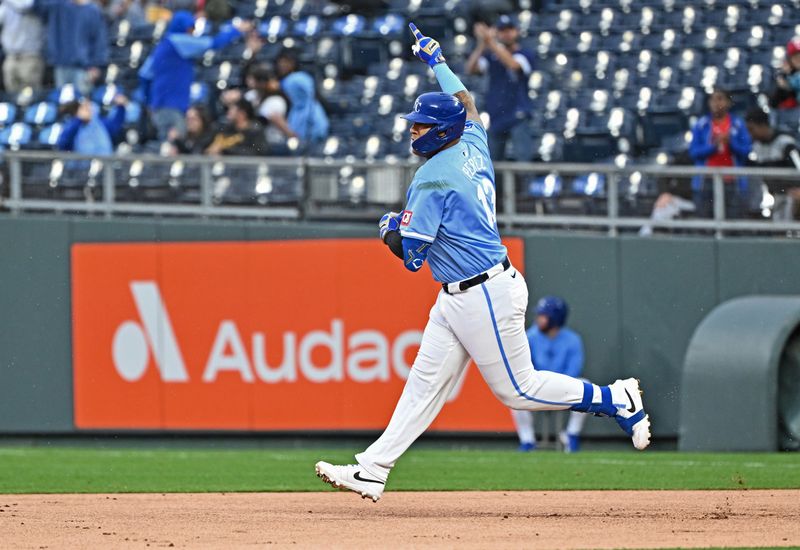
[477, 180, 497, 226]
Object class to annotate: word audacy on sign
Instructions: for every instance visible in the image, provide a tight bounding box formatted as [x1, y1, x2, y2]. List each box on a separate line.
[72, 239, 523, 431]
[112, 281, 425, 385]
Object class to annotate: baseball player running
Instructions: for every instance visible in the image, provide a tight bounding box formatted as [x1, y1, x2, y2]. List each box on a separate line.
[315, 23, 651, 502]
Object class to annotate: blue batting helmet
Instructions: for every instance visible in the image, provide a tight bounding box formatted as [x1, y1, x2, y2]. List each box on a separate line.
[402, 92, 467, 155]
[535, 296, 569, 329]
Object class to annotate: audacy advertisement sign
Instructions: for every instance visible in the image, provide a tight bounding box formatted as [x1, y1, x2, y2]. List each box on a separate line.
[71, 239, 523, 431]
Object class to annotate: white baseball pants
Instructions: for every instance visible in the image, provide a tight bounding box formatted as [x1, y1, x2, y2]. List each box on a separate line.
[356, 264, 590, 480]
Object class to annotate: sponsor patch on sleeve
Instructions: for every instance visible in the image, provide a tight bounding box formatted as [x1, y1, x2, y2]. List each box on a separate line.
[400, 210, 413, 226]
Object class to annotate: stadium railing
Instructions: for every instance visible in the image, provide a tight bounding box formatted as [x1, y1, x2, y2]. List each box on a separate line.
[3, 150, 800, 238]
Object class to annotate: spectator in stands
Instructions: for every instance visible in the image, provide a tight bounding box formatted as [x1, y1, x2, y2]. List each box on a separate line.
[205, 98, 268, 156]
[105, 0, 145, 25]
[0, 0, 45, 93]
[36, 0, 108, 96]
[241, 30, 267, 80]
[638, 151, 696, 237]
[769, 37, 800, 111]
[688, 88, 752, 219]
[746, 109, 800, 167]
[465, 15, 535, 160]
[222, 63, 294, 151]
[57, 94, 127, 154]
[168, 104, 214, 154]
[199, 0, 230, 23]
[275, 48, 329, 145]
[138, 11, 250, 141]
[744, 108, 800, 221]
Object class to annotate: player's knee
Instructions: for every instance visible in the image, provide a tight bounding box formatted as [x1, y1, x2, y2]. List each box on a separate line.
[496, 388, 523, 408]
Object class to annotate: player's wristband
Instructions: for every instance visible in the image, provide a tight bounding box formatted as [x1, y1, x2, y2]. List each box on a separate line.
[432, 63, 467, 96]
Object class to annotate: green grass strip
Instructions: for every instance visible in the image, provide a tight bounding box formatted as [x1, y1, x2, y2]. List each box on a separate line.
[0, 448, 798, 494]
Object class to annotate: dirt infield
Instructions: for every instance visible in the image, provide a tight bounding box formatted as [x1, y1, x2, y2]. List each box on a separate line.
[2, 490, 800, 549]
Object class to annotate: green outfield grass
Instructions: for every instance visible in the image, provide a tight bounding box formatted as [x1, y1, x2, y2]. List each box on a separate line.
[0, 447, 798, 494]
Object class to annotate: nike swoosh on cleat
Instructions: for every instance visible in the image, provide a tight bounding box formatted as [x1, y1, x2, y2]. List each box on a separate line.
[511, 271, 517, 278]
[624, 388, 636, 413]
[353, 471, 385, 485]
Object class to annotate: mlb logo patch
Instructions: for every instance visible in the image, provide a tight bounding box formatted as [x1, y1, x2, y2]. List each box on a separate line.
[401, 210, 413, 226]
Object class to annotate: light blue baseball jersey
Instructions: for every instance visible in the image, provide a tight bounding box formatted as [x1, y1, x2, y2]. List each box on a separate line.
[399, 121, 507, 283]
[526, 326, 584, 378]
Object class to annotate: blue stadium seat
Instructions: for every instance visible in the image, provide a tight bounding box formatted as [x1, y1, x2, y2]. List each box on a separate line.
[48, 85, 81, 105]
[92, 84, 126, 107]
[332, 15, 366, 36]
[109, 44, 135, 65]
[538, 10, 578, 34]
[128, 23, 157, 42]
[23, 102, 57, 126]
[202, 61, 241, 90]
[342, 36, 385, 75]
[0, 122, 32, 148]
[121, 160, 170, 191]
[563, 131, 619, 162]
[359, 134, 387, 159]
[533, 132, 564, 162]
[641, 107, 689, 149]
[254, 166, 302, 205]
[212, 163, 261, 205]
[292, 15, 325, 38]
[659, 131, 692, 154]
[758, 3, 790, 27]
[572, 172, 606, 196]
[38, 123, 63, 148]
[191, 17, 215, 37]
[311, 136, 344, 158]
[0, 102, 18, 125]
[258, 16, 290, 41]
[372, 14, 406, 36]
[527, 173, 564, 198]
[189, 82, 209, 104]
[169, 162, 202, 203]
[775, 108, 800, 135]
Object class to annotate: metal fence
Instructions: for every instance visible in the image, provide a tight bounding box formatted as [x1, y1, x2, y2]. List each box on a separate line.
[3, 150, 800, 238]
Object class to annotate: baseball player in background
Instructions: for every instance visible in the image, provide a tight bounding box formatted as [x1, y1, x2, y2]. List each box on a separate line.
[513, 296, 588, 453]
[315, 24, 651, 502]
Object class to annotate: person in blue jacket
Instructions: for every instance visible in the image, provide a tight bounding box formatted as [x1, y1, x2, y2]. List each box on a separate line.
[138, 11, 251, 141]
[57, 94, 127, 155]
[275, 49, 329, 145]
[36, 0, 108, 95]
[512, 296, 588, 453]
[688, 88, 753, 219]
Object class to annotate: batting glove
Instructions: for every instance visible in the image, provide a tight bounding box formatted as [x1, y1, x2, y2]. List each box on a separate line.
[409, 22, 445, 68]
[379, 211, 402, 242]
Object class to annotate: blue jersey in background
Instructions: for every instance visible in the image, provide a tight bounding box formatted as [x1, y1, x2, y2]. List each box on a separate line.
[399, 121, 507, 283]
[526, 326, 584, 378]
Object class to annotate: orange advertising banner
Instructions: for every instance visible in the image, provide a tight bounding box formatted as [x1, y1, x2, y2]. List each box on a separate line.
[72, 239, 523, 431]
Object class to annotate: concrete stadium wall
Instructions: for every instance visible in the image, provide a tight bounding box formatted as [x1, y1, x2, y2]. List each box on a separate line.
[1, 213, 799, 437]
